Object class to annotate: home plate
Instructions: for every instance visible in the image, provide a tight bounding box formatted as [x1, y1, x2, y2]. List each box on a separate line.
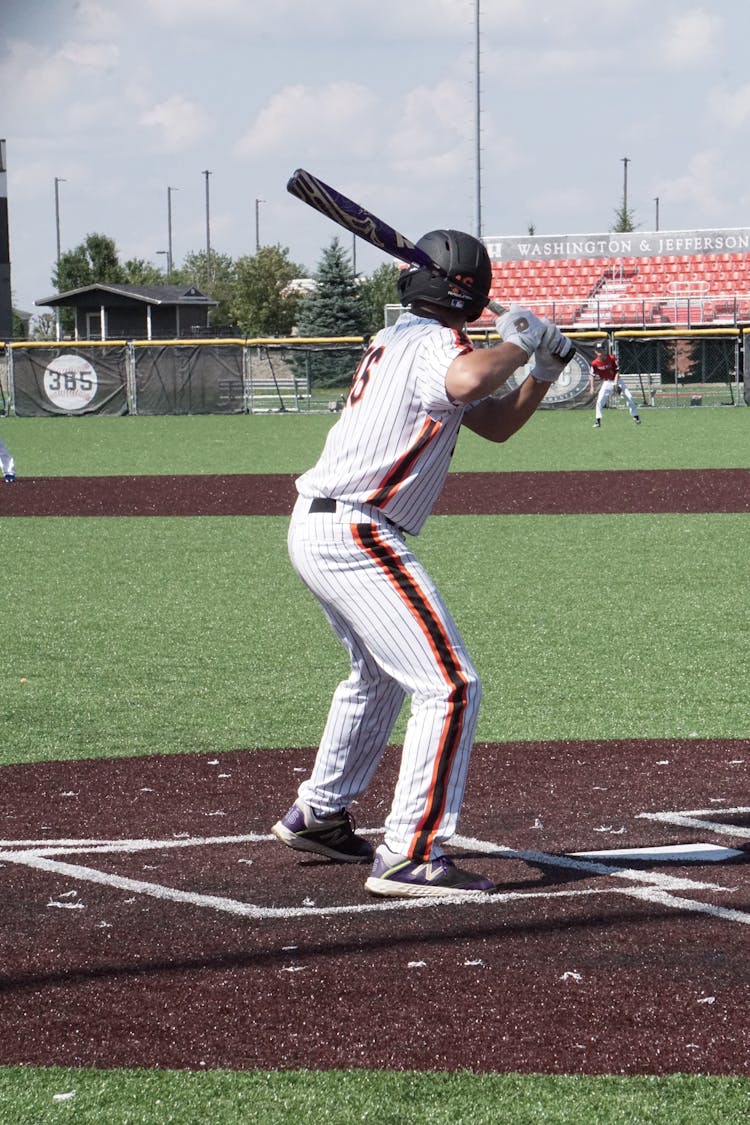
[572, 843, 744, 863]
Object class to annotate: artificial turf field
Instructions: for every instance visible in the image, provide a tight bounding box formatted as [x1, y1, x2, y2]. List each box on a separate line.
[1, 408, 749, 1122]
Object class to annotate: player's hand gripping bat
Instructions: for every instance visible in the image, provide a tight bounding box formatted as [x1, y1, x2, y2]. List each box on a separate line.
[287, 168, 576, 368]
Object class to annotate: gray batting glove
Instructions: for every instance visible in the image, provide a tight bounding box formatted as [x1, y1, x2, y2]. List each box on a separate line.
[531, 323, 576, 383]
[494, 303, 546, 356]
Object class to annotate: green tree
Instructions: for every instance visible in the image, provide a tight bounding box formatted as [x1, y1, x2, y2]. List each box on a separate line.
[611, 203, 639, 232]
[11, 310, 27, 338]
[122, 258, 168, 285]
[176, 249, 237, 327]
[357, 262, 400, 335]
[293, 238, 367, 387]
[52, 232, 126, 292]
[230, 244, 305, 336]
[296, 238, 367, 337]
[49, 233, 126, 332]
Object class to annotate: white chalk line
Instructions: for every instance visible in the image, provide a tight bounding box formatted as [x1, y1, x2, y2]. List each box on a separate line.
[0, 814, 747, 923]
[0, 851, 620, 919]
[638, 806, 750, 839]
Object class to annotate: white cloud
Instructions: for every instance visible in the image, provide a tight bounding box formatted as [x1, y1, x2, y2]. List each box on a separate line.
[70, 0, 123, 39]
[235, 83, 379, 160]
[0, 36, 120, 113]
[388, 80, 473, 179]
[661, 9, 723, 68]
[58, 41, 120, 70]
[708, 82, 750, 132]
[139, 95, 213, 152]
[655, 150, 723, 211]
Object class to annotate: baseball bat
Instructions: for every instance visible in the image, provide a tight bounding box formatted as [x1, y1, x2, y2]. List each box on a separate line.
[286, 167, 506, 315]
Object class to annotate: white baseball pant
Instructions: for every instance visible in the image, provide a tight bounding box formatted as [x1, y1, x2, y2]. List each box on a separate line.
[596, 379, 639, 421]
[0, 435, 15, 478]
[287, 495, 482, 862]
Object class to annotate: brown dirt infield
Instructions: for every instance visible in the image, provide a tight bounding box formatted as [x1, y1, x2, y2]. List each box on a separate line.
[0, 741, 748, 1075]
[2, 468, 750, 517]
[1, 469, 748, 1076]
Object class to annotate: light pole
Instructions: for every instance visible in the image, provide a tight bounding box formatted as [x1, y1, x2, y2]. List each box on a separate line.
[54, 176, 66, 263]
[202, 170, 212, 281]
[475, 0, 482, 239]
[654, 196, 660, 231]
[255, 197, 265, 252]
[622, 156, 630, 222]
[167, 185, 177, 278]
[157, 249, 172, 277]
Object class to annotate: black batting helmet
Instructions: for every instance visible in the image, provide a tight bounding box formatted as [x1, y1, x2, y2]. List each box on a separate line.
[397, 229, 492, 322]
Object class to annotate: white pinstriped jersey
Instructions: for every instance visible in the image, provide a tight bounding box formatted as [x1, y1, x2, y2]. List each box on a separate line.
[296, 311, 476, 535]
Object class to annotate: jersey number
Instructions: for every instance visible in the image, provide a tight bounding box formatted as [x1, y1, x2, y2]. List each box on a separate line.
[347, 345, 384, 407]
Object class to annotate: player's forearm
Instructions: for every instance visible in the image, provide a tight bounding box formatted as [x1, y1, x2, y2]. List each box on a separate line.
[461, 374, 550, 443]
[445, 342, 530, 403]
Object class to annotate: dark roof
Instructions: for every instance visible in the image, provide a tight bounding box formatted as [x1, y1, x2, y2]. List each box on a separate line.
[35, 283, 218, 308]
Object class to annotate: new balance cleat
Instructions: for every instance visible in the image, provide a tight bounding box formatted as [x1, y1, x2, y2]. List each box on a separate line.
[365, 845, 495, 898]
[271, 799, 374, 863]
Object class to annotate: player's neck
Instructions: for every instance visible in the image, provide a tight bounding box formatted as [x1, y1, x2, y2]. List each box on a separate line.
[411, 302, 466, 330]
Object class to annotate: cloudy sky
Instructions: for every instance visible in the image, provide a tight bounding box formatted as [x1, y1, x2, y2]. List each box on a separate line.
[4, 0, 750, 318]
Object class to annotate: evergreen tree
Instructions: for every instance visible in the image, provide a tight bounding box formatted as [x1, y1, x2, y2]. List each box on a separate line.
[611, 203, 639, 233]
[295, 238, 368, 387]
[296, 238, 367, 337]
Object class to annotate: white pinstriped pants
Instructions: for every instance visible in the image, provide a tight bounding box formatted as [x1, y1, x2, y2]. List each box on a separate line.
[287, 495, 482, 861]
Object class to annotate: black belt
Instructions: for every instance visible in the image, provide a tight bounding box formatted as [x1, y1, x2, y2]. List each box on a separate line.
[309, 497, 338, 514]
[308, 496, 404, 536]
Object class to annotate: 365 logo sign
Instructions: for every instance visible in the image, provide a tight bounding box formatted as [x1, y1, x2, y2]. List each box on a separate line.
[43, 355, 98, 411]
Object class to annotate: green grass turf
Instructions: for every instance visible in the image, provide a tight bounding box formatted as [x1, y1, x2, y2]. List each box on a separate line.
[2, 410, 749, 1119]
[1, 1067, 749, 1124]
[3, 511, 749, 766]
[1, 405, 749, 476]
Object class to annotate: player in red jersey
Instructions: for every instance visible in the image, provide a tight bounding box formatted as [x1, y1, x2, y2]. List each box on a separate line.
[590, 341, 641, 427]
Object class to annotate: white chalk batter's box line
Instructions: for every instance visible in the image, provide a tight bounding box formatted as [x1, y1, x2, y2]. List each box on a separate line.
[0, 806, 747, 925]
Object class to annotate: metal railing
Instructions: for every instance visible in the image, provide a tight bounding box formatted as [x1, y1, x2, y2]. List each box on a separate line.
[473, 292, 750, 331]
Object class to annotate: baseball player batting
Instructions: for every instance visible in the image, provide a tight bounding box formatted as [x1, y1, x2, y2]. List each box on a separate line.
[272, 229, 574, 898]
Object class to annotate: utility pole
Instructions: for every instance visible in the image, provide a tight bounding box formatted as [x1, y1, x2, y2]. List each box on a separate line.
[167, 185, 177, 279]
[202, 170, 212, 281]
[622, 156, 630, 220]
[0, 141, 12, 339]
[475, 0, 482, 239]
[54, 176, 66, 263]
[255, 197, 265, 253]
